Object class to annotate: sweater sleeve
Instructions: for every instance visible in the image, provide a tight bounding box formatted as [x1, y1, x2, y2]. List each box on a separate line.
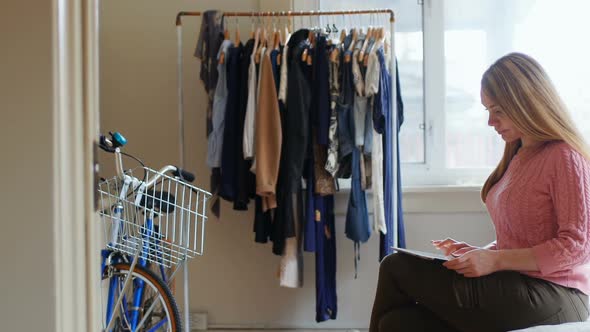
[255, 50, 282, 209]
[532, 144, 590, 275]
[364, 52, 380, 97]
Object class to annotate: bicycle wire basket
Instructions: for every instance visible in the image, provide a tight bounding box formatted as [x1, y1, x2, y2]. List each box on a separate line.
[98, 167, 212, 268]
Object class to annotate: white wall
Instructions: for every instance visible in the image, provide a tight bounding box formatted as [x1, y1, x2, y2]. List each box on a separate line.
[0, 1, 56, 331]
[100, 0, 496, 328]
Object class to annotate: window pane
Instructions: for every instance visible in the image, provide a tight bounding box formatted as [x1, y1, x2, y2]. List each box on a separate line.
[320, 0, 425, 163]
[444, 0, 590, 168]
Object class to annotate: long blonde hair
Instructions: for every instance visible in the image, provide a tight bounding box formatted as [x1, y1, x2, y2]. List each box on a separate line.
[481, 52, 590, 202]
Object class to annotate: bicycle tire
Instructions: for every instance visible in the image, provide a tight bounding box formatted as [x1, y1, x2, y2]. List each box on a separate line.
[106, 262, 182, 332]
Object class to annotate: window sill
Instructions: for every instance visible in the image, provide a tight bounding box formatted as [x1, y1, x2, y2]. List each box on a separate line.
[403, 185, 482, 193]
[402, 185, 487, 213]
[333, 184, 487, 214]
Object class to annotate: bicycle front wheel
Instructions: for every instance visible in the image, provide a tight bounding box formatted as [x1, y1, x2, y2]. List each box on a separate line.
[104, 262, 181, 332]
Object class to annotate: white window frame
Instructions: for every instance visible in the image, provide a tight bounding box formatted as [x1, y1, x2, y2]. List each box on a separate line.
[303, 0, 496, 188]
[406, 0, 493, 187]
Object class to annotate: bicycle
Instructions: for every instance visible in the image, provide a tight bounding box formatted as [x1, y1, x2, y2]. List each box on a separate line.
[97, 132, 211, 332]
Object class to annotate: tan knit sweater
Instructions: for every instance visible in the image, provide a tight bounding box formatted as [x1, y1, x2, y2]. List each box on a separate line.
[255, 48, 282, 211]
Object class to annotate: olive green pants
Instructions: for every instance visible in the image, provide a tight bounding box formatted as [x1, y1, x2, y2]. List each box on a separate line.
[369, 253, 589, 332]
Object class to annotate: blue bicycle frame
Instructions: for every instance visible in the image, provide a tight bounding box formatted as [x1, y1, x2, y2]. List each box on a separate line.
[103, 212, 170, 332]
[98, 132, 207, 332]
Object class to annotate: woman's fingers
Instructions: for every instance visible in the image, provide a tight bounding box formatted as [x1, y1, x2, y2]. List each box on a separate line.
[432, 238, 458, 248]
[451, 247, 474, 256]
[439, 243, 468, 255]
[447, 244, 467, 255]
[443, 258, 472, 273]
[441, 246, 455, 255]
[432, 238, 461, 254]
[432, 239, 479, 256]
[455, 267, 472, 274]
[443, 257, 468, 269]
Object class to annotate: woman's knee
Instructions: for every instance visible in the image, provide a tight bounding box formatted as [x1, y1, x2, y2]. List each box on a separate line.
[381, 252, 410, 268]
[379, 252, 413, 276]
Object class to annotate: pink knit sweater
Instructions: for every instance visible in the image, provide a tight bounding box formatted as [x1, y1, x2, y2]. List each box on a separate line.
[486, 141, 590, 295]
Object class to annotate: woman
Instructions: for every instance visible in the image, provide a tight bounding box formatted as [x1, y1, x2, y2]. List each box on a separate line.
[369, 52, 590, 332]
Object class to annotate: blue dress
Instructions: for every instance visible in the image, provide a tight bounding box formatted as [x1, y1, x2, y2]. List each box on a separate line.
[376, 50, 406, 260]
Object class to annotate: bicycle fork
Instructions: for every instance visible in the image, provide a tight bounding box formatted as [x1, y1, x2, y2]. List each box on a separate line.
[104, 213, 160, 331]
[128, 214, 155, 329]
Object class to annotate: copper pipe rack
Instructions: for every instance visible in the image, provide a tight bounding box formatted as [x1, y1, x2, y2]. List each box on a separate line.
[176, 9, 395, 26]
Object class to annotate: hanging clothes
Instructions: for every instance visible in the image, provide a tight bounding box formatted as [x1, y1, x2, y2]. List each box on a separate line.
[206, 39, 233, 169]
[278, 34, 290, 104]
[269, 48, 281, 92]
[252, 46, 274, 244]
[376, 50, 406, 261]
[278, 225, 304, 288]
[325, 45, 342, 177]
[269, 45, 292, 253]
[371, 124, 386, 234]
[352, 40, 373, 191]
[315, 35, 331, 147]
[365, 51, 386, 234]
[313, 35, 336, 196]
[194, 10, 224, 136]
[315, 195, 337, 322]
[272, 29, 312, 256]
[233, 39, 256, 211]
[248, 45, 266, 174]
[335, 32, 370, 278]
[361, 112, 374, 191]
[352, 38, 368, 148]
[254, 48, 282, 211]
[190, 10, 404, 324]
[278, 32, 305, 289]
[393, 57, 406, 249]
[285, 31, 312, 190]
[303, 34, 338, 317]
[243, 41, 259, 160]
[219, 42, 243, 202]
[345, 145, 371, 275]
[195, 10, 225, 218]
[306, 140, 339, 322]
[304, 154, 337, 322]
[253, 195, 272, 243]
[336, 33, 356, 180]
[278, 154, 304, 286]
[206, 38, 233, 223]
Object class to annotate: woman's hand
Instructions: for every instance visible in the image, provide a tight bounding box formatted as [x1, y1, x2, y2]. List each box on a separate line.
[442, 249, 500, 277]
[431, 238, 478, 256]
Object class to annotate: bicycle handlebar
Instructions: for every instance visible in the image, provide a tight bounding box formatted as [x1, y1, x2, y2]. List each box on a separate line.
[99, 132, 195, 188]
[173, 168, 195, 182]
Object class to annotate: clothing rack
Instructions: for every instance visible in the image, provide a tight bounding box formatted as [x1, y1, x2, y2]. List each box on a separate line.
[175, 9, 398, 331]
[176, 9, 394, 25]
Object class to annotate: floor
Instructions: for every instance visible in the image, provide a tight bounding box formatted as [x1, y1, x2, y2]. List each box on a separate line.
[206, 330, 366, 332]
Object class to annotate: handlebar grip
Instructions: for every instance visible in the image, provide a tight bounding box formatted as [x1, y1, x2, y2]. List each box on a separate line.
[98, 132, 127, 152]
[173, 167, 195, 183]
[98, 135, 115, 152]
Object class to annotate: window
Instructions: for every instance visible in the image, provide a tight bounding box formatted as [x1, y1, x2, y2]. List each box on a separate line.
[444, 0, 590, 171]
[314, 0, 590, 187]
[319, 0, 425, 164]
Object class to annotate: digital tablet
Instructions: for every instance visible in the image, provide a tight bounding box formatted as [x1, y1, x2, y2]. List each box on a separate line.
[391, 247, 450, 261]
